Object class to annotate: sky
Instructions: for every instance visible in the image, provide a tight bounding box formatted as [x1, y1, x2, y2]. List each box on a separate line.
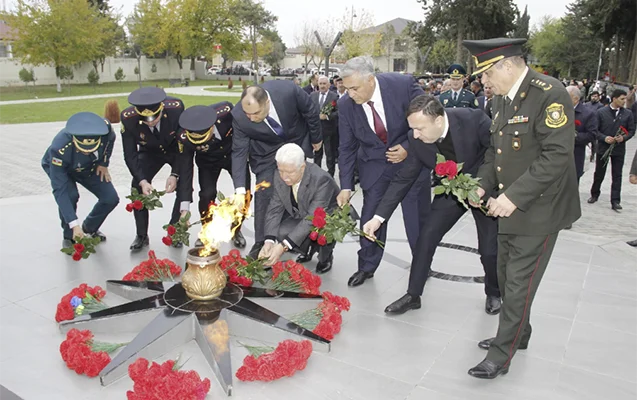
[6, 0, 572, 47]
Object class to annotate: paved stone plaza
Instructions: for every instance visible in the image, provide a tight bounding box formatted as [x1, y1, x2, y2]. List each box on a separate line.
[0, 118, 635, 399]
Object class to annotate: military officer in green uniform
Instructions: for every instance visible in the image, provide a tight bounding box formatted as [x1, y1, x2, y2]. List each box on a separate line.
[463, 38, 581, 379]
[438, 64, 479, 109]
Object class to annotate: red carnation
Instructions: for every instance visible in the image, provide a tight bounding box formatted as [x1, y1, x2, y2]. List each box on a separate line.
[574, 119, 582, 127]
[435, 160, 459, 180]
[331, 100, 337, 107]
[166, 225, 177, 236]
[132, 200, 143, 210]
[317, 235, 327, 246]
[312, 216, 326, 229]
[313, 207, 326, 218]
[162, 236, 173, 246]
[125, 203, 134, 212]
[309, 231, 319, 241]
[73, 243, 85, 252]
[72, 252, 82, 261]
[620, 126, 628, 135]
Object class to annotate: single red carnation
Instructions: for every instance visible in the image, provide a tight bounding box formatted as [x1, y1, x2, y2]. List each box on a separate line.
[574, 119, 582, 126]
[434, 160, 459, 179]
[166, 225, 177, 236]
[55, 302, 75, 322]
[132, 200, 143, 210]
[313, 207, 326, 218]
[125, 203, 134, 212]
[309, 231, 319, 241]
[162, 236, 173, 246]
[73, 243, 85, 252]
[331, 100, 336, 107]
[312, 216, 326, 229]
[72, 252, 82, 261]
[317, 235, 327, 246]
[620, 126, 628, 135]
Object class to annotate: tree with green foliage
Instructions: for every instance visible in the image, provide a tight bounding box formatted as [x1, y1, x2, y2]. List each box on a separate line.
[236, 0, 277, 83]
[378, 25, 397, 72]
[261, 28, 286, 74]
[114, 67, 126, 88]
[428, 39, 457, 73]
[87, 70, 100, 92]
[58, 66, 74, 95]
[514, 5, 530, 39]
[18, 67, 35, 91]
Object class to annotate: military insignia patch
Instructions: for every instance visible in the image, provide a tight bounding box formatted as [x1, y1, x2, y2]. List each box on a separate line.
[444, 99, 448, 105]
[545, 103, 568, 128]
[512, 137, 521, 151]
[474, 99, 479, 107]
[52, 157, 63, 166]
[178, 141, 184, 153]
[140, 132, 145, 140]
[508, 116, 529, 124]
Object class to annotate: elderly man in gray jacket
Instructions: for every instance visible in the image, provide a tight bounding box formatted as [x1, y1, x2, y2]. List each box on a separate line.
[259, 143, 340, 273]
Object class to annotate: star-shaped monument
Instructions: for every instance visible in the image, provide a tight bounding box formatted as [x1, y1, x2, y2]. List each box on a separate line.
[59, 279, 330, 396]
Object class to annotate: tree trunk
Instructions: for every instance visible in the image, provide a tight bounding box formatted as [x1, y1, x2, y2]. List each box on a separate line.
[100, 56, 105, 73]
[455, 20, 464, 63]
[252, 27, 259, 84]
[176, 54, 184, 80]
[137, 56, 142, 88]
[55, 65, 62, 93]
[613, 36, 621, 80]
[92, 60, 98, 73]
[190, 58, 196, 81]
[630, 27, 637, 82]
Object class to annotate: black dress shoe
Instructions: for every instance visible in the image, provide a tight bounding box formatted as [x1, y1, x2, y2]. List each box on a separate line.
[485, 295, 502, 315]
[347, 270, 374, 287]
[195, 239, 204, 247]
[316, 256, 333, 274]
[62, 238, 73, 248]
[478, 337, 528, 350]
[130, 235, 149, 251]
[384, 294, 421, 314]
[86, 229, 107, 242]
[296, 252, 314, 263]
[564, 224, 572, 230]
[468, 359, 509, 379]
[587, 196, 598, 204]
[612, 202, 622, 211]
[248, 242, 264, 259]
[627, 239, 637, 247]
[232, 230, 247, 249]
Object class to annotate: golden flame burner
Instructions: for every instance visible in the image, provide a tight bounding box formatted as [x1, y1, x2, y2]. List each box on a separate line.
[181, 247, 227, 300]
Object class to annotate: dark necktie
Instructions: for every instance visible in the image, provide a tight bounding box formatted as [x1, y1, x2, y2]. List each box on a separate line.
[367, 101, 388, 144]
[266, 116, 286, 138]
[320, 93, 325, 107]
[453, 92, 458, 102]
[152, 126, 160, 138]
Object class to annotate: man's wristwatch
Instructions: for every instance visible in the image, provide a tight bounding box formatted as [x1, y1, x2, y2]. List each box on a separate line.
[170, 173, 179, 180]
[280, 243, 290, 252]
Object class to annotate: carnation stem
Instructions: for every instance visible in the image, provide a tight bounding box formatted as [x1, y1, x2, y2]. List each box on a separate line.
[237, 341, 274, 357]
[90, 341, 128, 353]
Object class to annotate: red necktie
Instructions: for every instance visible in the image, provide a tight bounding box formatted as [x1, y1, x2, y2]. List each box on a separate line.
[367, 101, 387, 144]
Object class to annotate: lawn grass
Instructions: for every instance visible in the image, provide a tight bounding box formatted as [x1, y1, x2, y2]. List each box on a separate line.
[203, 86, 244, 92]
[0, 79, 227, 102]
[0, 94, 237, 124]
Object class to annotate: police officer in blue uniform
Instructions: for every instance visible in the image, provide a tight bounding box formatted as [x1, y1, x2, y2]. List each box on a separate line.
[42, 112, 119, 248]
[176, 102, 250, 248]
[438, 64, 479, 109]
[120, 87, 185, 251]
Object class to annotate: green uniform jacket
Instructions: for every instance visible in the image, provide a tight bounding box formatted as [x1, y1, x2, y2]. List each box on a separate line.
[438, 88, 478, 109]
[478, 69, 581, 235]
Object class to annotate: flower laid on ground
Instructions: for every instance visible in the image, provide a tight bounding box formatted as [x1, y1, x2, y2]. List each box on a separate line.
[218, 249, 269, 287]
[269, 260, 322, 295]
[126, 357, 211, 400]
[306, 205, 384, 248]
[122, 250, 182, 281]
[60, 235, 102, 261]
[288, 292, 351, 340]
[55, 284, 108, 322]
[600, 125, 629, 167]
[162, 211, 192, 247]
[433, 154, 488, 213]
[59, 328, 127, 377]
[235, 340, 313, 382]
[125, 188, 165, 212]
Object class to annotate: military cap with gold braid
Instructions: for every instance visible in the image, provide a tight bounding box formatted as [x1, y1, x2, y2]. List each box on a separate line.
[462, 37, 527, 75]
[179, 105, 218, 145]
[127, 87, 167, 122]
[447, 63, 467, 79]
[65, 111, 110, 153]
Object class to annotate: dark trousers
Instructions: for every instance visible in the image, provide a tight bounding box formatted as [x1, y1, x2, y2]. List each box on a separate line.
[574, 145, 586, 182]
[590, 150, 625, 204]
[196, 155, 251, 221]
[407, 197, 499, 297]
[45, 168, 119, 239]
[487, 233, 559, 366]
[278, 214, 335, 263]
[313, 133, 339, 176]
[359, 167, 430, 273]
[253, 168, 276, 243]
[131, 152, 181, 236]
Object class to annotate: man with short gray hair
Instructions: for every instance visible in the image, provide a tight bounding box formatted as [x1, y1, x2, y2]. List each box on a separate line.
[259, 144, 340, 272]
[337, 56, 430, 287]
[566, 85, 596, 183]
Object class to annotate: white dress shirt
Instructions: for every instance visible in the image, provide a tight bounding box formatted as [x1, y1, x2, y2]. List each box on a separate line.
[506, 67, 529, 102]
[361, 77, 387, 133]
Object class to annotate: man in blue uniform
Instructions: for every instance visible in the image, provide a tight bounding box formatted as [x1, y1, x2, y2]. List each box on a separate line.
[42, 112, 119, 248]
[438, 64, 479, 109]
[120, 87, 185, 251]
[176, 102, 250, 248]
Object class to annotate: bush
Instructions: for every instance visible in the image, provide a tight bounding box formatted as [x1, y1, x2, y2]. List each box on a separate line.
[227, 77, 233, 89]
[88, 70, 100, 91]
[18, 68, 35, 90]
[242, 80, 247, 90]
[151, 63, 157, 73]
[134, 66, 140, 76]
[114, 67, 126, 84]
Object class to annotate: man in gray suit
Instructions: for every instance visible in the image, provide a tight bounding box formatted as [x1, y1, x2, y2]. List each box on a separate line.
[231, 81, 323, 258]
[311, 76, 340, 176]
[259, 144, 339, 273]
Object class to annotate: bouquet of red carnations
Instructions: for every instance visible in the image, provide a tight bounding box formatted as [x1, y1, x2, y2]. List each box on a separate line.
[55, 283, 108, 322]
[59, 328, 127, 377]
[235, 340, 313, 382]
[218, 249, 268, 287]
[126, 357, 211, 400]
[125, 188, 165, 212]
[307, 205, 384, 248]
[122, 250, 182, 281]
[288, 292, 351, 340]
[434, 154, 488, 213]
[60, 235, 102, 261]
[269, 260, 322, 295]
[162, 211, 192, 247]
[600, 125, 629, 167]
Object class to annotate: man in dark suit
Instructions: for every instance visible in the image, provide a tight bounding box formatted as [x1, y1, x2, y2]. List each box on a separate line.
[259, 143, 339, 273]
[231, 81, 323, 258]
[566, 86, 597, 182]
[337, 56, 430, 287]
[303, 74, 318, 94]
[120, 87, 184, 251]
[587, 91, 604, 111]
[588, 89, 635, 211]
[476, 83, 494, 118]
[176, 102, 249, 248]
[311, 76, 339, 176]
[627, 149, 637, 247]
[364, 96, 501, 315]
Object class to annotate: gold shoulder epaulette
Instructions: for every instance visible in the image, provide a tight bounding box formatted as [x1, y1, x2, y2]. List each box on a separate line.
[58, 142, 72, 155]
[530, 78, 553, 91]
[216, 104, 232, 119]
[122, 107, 138, 119]
[164, 100, 184, 109]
